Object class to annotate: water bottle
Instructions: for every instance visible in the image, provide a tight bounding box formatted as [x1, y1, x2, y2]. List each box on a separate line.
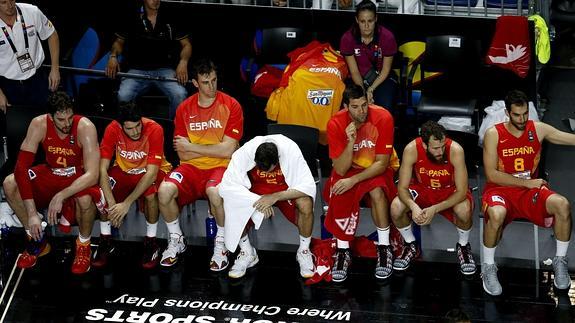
[320, 205, 332, 240]
[205, 214, 217, 240]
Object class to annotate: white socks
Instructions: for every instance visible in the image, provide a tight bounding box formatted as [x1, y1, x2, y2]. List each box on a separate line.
[457, 227, 471, 246]
[166, 219, 183, 236]
[100, 220, 111, 235]
[483, 245, 496, 265]
[146, 221, 157, 238]
[216, 225, 225, 239]
[78, 234, 90, 244]
[377, 226, 390, 245]
[398, 224, 416, 243]
[556, 239, 570, 257]
[337, 239, 350, 249]
[239, 234, 253, 254]
[299, 235, 311, 251]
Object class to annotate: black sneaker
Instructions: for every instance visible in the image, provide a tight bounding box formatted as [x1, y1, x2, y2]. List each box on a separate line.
[393, 241, 419, 271]
[331, 248, 351, 283]
[375, 245, 393, 279]
[141, 237, 160, 270]
[456, 243, 476, 275]
[92, 234, 114, 269]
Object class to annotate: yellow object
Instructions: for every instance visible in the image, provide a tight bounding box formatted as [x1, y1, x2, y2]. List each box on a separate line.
[529, 14, 551, 64]
[397, 41, 440, 86]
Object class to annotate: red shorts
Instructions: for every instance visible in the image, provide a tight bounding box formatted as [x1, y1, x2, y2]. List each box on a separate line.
[108, 166, 167, 202]
[250, 181, 298, 225]
[408, 183, 474, 223]
[29, 164, 95, 209]
[482, 184, 556, 228]
[28, 164, 103, 226]
[164, 164, 226, 207]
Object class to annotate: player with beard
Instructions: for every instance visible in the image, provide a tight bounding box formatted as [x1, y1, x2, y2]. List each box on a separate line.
[390, 120, 475, 275]
[2, 91, 101, 274]
[481, 90, 575, 296]
[324, 83, 398, 282]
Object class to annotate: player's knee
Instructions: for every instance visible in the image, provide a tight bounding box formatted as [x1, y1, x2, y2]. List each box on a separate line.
[369, 187, 385, 202]
[144, 193, 156, 204]
[487, 207, 506, 227]
[295, 196, 313, 216]
[389, 197, 405, 221]
[550, 195, 571, 221]
[158, 182, 177, 205]
[2, 174, 16, 196]
[206, 187, 223, 208]
[77, 195, 94, 213]
[454, 200, 472, 222]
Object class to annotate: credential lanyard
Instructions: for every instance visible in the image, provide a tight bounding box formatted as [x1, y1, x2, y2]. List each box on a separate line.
[1, 6, 29, 54]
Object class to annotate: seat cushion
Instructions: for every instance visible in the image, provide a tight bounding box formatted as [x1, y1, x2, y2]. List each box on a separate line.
[418, 96, 476, 116]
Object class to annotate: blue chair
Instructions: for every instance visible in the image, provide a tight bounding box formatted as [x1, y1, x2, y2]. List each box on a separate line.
[69, 28, 101, 96]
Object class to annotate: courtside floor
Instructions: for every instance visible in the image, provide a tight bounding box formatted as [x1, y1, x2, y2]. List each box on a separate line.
[0, 233, 573, 323]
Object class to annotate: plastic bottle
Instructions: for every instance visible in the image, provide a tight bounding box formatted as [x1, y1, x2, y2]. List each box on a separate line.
[205, 213, 217, 240]
[320, 205, 332, 239]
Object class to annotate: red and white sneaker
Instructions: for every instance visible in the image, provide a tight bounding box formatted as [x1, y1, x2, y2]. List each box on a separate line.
[141, 237, 160, 270]
[71, 238, 91, 274]
[210, 236, 229, 272]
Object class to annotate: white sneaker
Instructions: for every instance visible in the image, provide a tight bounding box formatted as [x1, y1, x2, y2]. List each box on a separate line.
[296, 248, 315, 278]
[210, 236, 230, 272]
[229, 248, 259, 278]
[160, 233, 187, 267]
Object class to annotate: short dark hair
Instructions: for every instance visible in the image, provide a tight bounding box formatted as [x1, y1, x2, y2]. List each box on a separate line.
[342, 83, 366, 106]
[47, 91, 73, 115]
[254, 142, 279, 171]
[192, 58, 217, 80]
[117, 101, 142, 124]
[504, 89, 528, 112]
[420, 120, 446, 144]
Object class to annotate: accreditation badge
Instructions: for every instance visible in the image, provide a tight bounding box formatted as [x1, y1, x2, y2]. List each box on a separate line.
[16, 52, 35, 73]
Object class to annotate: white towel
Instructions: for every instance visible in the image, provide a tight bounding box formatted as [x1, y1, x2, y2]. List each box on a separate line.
[219, 135, 317, 252]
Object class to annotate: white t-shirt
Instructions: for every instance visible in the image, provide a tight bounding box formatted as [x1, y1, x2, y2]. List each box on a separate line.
[0, 3, 55, 80]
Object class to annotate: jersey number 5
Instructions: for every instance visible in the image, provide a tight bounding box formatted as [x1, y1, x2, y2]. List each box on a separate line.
[430, 178, 441, 188]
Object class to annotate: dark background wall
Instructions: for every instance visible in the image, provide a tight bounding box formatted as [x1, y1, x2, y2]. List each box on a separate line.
[31, 0, 537, 125]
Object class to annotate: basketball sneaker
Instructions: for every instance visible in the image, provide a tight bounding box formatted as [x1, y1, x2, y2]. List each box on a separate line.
[331, 248, 351, 283]
[141, 237, 160, 270]
[17, 235, 51, 269]
[210, 235, 229, 272]
[160, 233, 187, 267]
[375, 245, 393, 279]
[229, 247, 259, 279]
[91, 234, 114, 268]
[71, 238, 91, 274]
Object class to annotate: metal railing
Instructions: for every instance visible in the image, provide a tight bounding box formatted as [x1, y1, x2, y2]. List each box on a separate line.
[165, 0, 543, 18]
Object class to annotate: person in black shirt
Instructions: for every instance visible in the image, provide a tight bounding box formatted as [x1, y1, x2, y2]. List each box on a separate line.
[105, 0, 191, 119]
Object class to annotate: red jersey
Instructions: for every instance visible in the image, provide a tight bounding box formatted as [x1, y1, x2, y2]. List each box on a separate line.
[42, 115, 83, 170]
[327, 105, 394, 169]
[248, 165, 288, 192]
[174, 91, 244, 169]
[495, 120, 541, 179]
[413, 137, 455, 189]
[100, 118, 172, 174]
